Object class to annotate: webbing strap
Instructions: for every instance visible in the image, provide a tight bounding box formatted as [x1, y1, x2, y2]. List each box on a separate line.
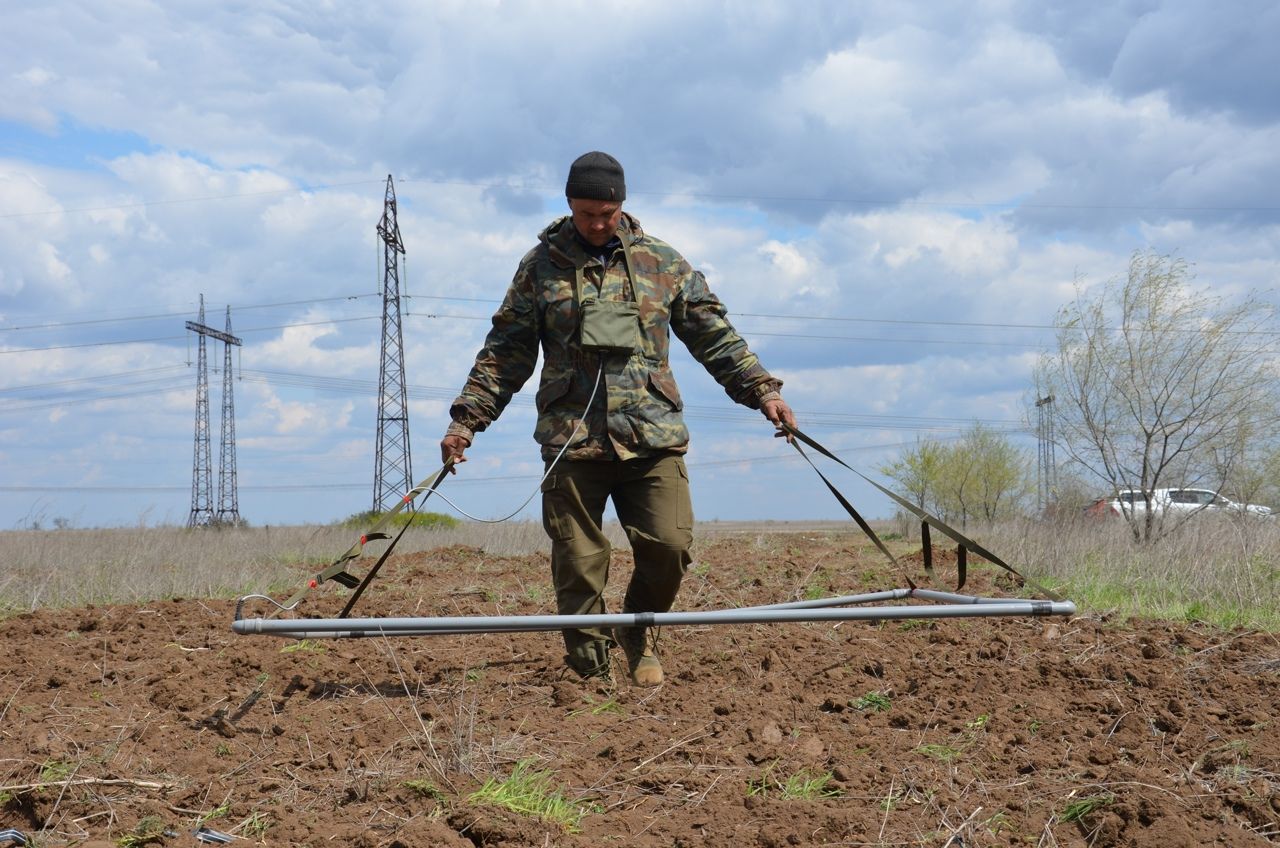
[789, 439, 912, 589]
[782, 423, 1060, 601]
[275, 459, 455, 614]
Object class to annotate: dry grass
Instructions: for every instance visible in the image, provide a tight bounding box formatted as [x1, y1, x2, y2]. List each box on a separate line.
[977, 514, 1280, 628]
[0, 521, 623, 613]
[2, 516, 1278, 628]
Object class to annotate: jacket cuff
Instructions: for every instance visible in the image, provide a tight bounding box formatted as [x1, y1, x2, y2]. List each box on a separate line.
[445, 421, 474, 445]
[757, 390, 782, 406]
[743, 379, 783, 409]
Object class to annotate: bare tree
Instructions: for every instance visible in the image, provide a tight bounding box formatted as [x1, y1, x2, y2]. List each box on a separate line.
[1036, 251, 1279, 541]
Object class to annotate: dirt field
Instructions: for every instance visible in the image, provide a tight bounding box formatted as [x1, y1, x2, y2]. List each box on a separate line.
[1, 532, 1277, 846]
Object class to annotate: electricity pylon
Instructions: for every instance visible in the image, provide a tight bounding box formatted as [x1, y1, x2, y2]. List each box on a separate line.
[187, 296, 214, 528]
[1035, 394, 1058, 512]
[215, 306, 242, 525]
[372, 175, 413, 512]
[187, 296, 242, 527]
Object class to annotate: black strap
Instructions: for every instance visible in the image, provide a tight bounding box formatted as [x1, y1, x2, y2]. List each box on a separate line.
[790, 440, 913, 589]
[782, 423, 1060, 600]
[274, 459, 455, 615]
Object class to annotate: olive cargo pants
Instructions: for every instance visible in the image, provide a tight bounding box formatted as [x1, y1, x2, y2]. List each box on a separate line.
[540, 454, 694, 674]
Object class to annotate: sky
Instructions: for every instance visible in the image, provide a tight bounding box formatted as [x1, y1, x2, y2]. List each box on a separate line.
[2, 0, 1279, 530]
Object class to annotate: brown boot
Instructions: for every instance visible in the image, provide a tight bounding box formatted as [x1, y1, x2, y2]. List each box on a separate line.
[614, 626, 663, 686]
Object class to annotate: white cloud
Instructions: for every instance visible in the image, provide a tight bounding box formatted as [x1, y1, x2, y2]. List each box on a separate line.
[0, 0, 1277, 526]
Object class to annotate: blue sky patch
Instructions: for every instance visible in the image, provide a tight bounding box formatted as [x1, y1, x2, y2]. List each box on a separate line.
[0, 117, 157, 171]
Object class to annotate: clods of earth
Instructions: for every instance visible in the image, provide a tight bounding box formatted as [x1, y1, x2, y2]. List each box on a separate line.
[1, 533, 1277, 846]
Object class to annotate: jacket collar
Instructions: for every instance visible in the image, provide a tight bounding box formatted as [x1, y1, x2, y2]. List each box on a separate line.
[543, 212, 642, 269]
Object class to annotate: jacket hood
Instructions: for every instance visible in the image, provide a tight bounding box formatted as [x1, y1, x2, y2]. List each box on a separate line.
[541, 212, 644, 268]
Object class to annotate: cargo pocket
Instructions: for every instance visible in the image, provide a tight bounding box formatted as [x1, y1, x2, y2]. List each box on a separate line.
[540, 474, 575, 542]
[674, 458, 693, 530]
[646, 369, 683, 411]
[536, 374, 573, 413]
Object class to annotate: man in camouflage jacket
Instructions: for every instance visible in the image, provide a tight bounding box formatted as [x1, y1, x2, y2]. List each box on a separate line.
[441, 152, 795, 685]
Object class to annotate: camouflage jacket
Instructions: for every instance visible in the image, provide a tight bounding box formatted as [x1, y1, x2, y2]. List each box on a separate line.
[448, 213, 782, 461]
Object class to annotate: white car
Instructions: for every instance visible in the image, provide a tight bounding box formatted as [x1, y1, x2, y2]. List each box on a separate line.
[1087, 488, 1273, 519]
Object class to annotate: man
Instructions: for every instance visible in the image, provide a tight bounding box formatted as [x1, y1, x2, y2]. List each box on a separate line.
[440, 151, 795, 686]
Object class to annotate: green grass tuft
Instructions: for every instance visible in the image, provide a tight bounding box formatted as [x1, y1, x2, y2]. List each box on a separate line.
[469, 759, 596, 832]
[1060, 793, 1115, 823]
[747, 761, 843, 800]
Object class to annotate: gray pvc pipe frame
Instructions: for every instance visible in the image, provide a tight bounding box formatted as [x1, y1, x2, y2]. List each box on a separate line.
[233, 588, 1076, 640]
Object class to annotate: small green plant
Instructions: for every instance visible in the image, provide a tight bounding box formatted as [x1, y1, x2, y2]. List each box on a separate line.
[38, 758, 75, 786]
[915, 743, 963, 763]
[984, 811, 1012, 835]
[404, 778, 445, 800]
[569, 697, 624, 717]
[468, 759, 595, 832]
[878, 783, 906, 811]
[966, 713, 991, 731]
[1216, 764, 1252, 783]
[214, 742, 233, 757]
[463, 666, 484, 683]
[240, 811, 272, 838]
[747, 761, 842, 800]
[197, 802, 231, 825]
[521, 583, 549, 603]
[1060, 793, 1115, 823]
[280, 639, 326, 654]
[851, 691, 891, 712]
[118, 815, 167, 847]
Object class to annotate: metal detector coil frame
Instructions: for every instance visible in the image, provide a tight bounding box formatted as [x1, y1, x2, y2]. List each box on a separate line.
[233, 425, 1076, 639]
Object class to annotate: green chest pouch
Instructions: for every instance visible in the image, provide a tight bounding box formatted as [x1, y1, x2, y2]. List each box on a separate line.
[576, 238, 641, 354]
[580, 298, 640, 353]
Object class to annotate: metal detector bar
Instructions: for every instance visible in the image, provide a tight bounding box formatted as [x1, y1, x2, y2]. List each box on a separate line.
[233, 594, 1076, 640]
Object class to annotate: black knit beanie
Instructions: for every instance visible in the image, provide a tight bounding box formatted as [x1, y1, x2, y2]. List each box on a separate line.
[565, 151, 626, 202]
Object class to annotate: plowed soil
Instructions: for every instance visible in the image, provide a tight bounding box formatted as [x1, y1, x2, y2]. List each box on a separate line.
[2, 532, 1278, 847]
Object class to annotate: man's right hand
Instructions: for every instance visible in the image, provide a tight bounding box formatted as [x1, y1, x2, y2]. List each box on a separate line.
[440, 434, 470, 473]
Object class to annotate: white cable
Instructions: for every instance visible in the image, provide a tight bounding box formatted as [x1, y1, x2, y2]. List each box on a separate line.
[422, 358, 605, 523]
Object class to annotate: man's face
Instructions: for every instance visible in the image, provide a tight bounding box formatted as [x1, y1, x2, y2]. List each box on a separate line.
[568, 198, 623, 247]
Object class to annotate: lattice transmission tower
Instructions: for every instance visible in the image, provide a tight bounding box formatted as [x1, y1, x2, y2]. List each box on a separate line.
[372, 174, 413, 512]
[187, 296, 214, 528]
[186, 296, 243, 527]
[1035, 394, 1058, 512]
[215, 306, 243, 525]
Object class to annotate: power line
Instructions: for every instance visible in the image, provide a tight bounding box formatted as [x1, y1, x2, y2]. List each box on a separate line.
[0, 293, 380, 332]
[401, 311, 1052, 348]
[6, 291, 1276, 343]
[0, 437, 977, 495]
[0, 365, 188, 396]
[236, 367, 1024, 431]
[0, 364, 1027, 433]
[0, 315, 381, 355]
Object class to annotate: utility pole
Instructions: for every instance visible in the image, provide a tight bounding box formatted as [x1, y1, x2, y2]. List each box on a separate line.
[187, 297, 242, 527]
[372, 174, 413, 512]
[1035, 394, 1057, 513]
